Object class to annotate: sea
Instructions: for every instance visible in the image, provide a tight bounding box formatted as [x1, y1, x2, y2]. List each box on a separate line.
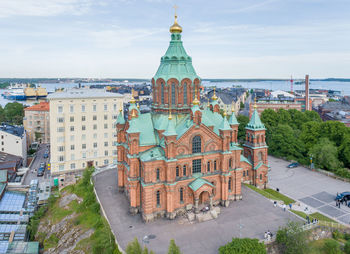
[0, 80, 349, 107]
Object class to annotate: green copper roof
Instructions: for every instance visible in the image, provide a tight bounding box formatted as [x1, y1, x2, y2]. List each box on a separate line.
[163, 118, 177, 136]
[246, 109, 265, 130]
[254, 162, 264, 170]
[116, 111, 125, 124]
[126, 118, 140, 134]
[188, 177, 214, 192]
[219, 115, 231, 131]
[140, 147, 165, 162]
[191, 104, 200, 114]
[240, 155, 252, 165]
[228, 113, 239, 125]
[153, 33, 200, 82]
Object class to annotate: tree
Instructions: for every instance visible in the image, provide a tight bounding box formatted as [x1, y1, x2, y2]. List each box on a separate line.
[321, 121, 349, 146]
[219, 238, 266, 254]
[168, 239, 181, 254]
[322, 239, 342, 254]
[310, 138, 342, 171]
[237, 115, 249, 142]
[276, 109, 292, 125]
[126, 238, 154, 254]
[4, 102, 24, 125]
[276, 221, 309, 254]
[300, 121, 322, 152]
[240, 101, 245, 109]
[344, 240, 350, 254]
[0, 106, 4, 123]
[339, 135, 350, 168]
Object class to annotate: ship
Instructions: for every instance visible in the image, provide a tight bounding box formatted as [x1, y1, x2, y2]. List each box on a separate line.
[35, 87, 48, 98]
[24, 86, 48, 99]
[2, 88, 26, 100]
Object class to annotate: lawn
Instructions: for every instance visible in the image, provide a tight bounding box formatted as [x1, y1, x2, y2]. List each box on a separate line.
[244, 184, 295, 204]
[290, 210, 337, 223]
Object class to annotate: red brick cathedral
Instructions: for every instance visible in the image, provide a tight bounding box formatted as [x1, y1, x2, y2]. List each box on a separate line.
[116, 15, 269, 222]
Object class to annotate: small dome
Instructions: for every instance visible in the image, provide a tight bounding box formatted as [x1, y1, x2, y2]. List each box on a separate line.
[170, 15, 182, 33]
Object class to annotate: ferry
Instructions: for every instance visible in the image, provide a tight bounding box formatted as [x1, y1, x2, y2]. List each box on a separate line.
[2, 88, 26, 100]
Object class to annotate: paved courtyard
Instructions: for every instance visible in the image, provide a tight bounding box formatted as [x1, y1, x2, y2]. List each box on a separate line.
[268, 156, 350, 224]
[94, 169, 300, 254]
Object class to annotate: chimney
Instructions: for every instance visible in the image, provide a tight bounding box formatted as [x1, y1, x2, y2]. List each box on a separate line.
[305, 75, 310, 111]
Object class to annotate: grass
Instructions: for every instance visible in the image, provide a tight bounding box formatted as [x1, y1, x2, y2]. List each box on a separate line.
[244, 184, 295, 204]
[44, 233, 59, 250]
[290, 210, 337, 223]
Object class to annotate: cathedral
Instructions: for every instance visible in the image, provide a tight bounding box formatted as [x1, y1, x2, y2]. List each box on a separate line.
[116, 14, 269, 222]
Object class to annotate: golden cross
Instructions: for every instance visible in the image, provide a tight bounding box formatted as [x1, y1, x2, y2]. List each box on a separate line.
[173, 4, 178, 16]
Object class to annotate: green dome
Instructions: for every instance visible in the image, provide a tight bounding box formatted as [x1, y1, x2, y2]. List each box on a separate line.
[153, 33, 200, 83]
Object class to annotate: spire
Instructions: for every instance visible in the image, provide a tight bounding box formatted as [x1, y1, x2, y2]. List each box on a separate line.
[192, 86, 200, 105]
[130, 88, 136, 104]
[211, 87, 218, 101]
[219, 113, 231, 131]
[168, 106, 173, 120]
[254, 97, 257, 109]
[246, 100, 265, 130]
[117, 109, 125, 124]
[170, 5, 182, 34]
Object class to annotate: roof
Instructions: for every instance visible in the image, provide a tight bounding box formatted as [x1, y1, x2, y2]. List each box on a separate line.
[140, 147, 165, 162]
[47, 89, 123, 100]
[0, 125, 24, 137]
[228, 113, 239, 125]
[246, 109, 265, 130]
[219, 116, 231, 131]
[0, 152, 22, 164]
[6, 241, 39, 254]
[240, 155, 252, 165]
[116, 111, 125, 125]
[0, 171, 6, 183]
[163, 118, 177, 136]
[188, 177, 214, 192]
[153, 32, 200, 82]
[24, 102, 49, 112]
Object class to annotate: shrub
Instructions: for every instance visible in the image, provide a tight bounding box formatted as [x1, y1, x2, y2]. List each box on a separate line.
[276, 221, 309, 254]
[218, 238, 266, 254]
[332, 230, 342, 240]
[322, 239, 342, 254]
[344, 240, 350, 254]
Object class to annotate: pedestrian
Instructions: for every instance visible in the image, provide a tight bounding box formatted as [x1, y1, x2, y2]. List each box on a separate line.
[283, 204, 286, 212]
[348, 202, 350, 208]
[336, 200, 338, 207]
[306, 216, 310, 224]
[264, 232, 267, 239]
[274, 201, 277, 207]
[289, 203, 292, 210]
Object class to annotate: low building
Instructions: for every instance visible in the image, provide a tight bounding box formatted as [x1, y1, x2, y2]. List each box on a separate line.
[48, 89, 124, 174]
[0, 125, 26, 167]
[205, 88, 247, 113]
[23, 102, 50, 146]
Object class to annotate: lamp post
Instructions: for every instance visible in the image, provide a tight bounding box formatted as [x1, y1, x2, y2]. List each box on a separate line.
[310, 155, 314, 170]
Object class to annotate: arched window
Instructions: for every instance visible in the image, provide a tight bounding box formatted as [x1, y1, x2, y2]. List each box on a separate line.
[214, 160, 217, 171]
[207, 161, 210, 172]
[229, 158, 232, 169]
[228, 178, 232, 191]
[183, 165, 186, 176]
[192, 136, 201, 153]
[257, 135, 260, 143]
[156, 190, 160, 206]
[246, 170, 249, 176]
[154, 85, 157, 103]
[156, 168, 160, 181]
[161, 83, 164, 104]
[180, 188, 184, 203]
[260, 174, 262, 180]
[171, 82, 176, 105]
[243, 171, 245, 177]
[258, 152, 263, 161]
[184, 82, 187, 105]
[176, 166, 179, 177]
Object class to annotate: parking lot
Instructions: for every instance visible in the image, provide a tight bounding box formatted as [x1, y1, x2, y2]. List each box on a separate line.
[268, 156, 350, 224]
[94, 169, 300, 254]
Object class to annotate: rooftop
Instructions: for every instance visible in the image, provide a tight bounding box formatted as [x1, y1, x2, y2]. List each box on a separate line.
[24, 102, 49, 112]
[0, 125, 24, 138]
[47, 88, 124, 100]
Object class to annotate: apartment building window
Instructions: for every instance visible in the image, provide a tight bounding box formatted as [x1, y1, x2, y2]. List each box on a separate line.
[58, 106, 63, 113]
[104, 159, 109, 165]
[93, 104, 97, 112]
[104, 142, 108, 147]
[70, 145, 75, 150]
[104, 123, 107, 129]
[57, 136, 64, 142]
[113, 114, 117, 120]
[81, 105, 85, 112]
[113, 132, 117, 138]
[104, 104, 107, 111]
[104, 150, 108, 156]
[70, 126, 74, 132]
[93, 115, 97, 121]
[70, 105, 74, 113]
[94, 151, 97, 157]
[57, 127, 64, 132]
[113, 104, 117, 111]
[82, 152, 86, 159]
[82, 144, 86, 149]
[58, 156, 64, 162]
[104, 115, 108, 120]
[70, 163, 75, 169]
[113, 141, 117, 146]
[57, 117, 64, 123]
[93, 143, 97, 148]
[104, 133, 108, 138]
[113, 150, 117, 155]
[93, 133, 97, 139]
[82, 162, 85, 168]
[71, 154, 75, 160]
[70, 116, 74, 122]
[58, 146, 64, 152]
[59, 165, 64, 171]
[93, 124, 97, 130]
[82, 134, 86, 140]
[82, 116, 86, 121]
[82, 125, 86, 131]
[70, 135, 74, 141]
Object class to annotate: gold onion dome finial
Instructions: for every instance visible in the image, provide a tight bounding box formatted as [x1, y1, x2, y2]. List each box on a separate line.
[254, 97, 257, 109]
[192, 86, 200, 105]
[231, 103, 235, 112]
[223, 110, 227, 116]
[168, 106, 173, 120]
[130, 88, 136, 104]
[212, 87, 218, 101]
[170, 5, 182, 33]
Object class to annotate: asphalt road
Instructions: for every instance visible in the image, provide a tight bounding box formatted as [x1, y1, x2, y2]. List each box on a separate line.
[23, 144, 51, 185]
[94, 169, 300, 254]
[268, 155, 350, 224]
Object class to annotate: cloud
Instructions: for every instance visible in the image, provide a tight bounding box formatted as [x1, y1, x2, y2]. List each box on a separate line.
[0, 0, 95, 17]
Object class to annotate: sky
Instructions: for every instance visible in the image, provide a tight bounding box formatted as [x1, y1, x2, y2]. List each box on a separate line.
[0, 0, 349, 79]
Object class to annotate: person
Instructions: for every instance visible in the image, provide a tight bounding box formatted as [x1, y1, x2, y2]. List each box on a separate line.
[289, 203, 292, 210]
[264, 232, 267, 239]
[283, 204, 286, 211]
[276, 188, 279, 192]
[274, 201, 277, 207]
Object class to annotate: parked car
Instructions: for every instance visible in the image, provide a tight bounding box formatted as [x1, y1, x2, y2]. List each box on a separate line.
[287, 162, 299, 168]
[43, 153, 48, 159]
[37, 168, 44, 177]
[335, 192, 350, 201]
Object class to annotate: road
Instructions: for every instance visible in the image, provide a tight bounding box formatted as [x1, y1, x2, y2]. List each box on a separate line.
[94, 169, 299, 254]
[23, 144, 51, 185]
[268, 155, 350, 224]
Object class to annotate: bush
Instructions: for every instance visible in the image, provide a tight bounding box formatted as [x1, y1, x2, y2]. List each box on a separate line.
[344, 233, 350, 241]
[218, 238, 266, 254]
[344, 240, 350, 254]
[332, 230, 342, 240]
[322, 239, 342, 254]
[276, 221, 309, 254]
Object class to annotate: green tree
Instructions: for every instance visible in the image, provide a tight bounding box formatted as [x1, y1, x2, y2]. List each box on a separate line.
[261, 109, 278, 129]
[237, 115, 249, 142]
[344, 240, 350, 254]
[218, 238, 266, 254]
[321, 121, 349, 146]
[304, 110, 322, 122]
[300, 121, 322, 152]
[126, 238, 154, 254]
[0, 106, 5, 123]
[240, 101, 245, 109]
[168, 239, 181, 254]
[339, 135, 350, 168]
[276, 221, 309, 254]
[322, 239, 342, 254]
[276, 109, 292, 125]
[310, 138, 341, 170]
[4, 102, 24, 125]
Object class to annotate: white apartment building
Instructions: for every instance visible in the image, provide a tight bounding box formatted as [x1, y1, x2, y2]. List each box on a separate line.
[0, 125, 27, 166]
[48, 89, 124, 174]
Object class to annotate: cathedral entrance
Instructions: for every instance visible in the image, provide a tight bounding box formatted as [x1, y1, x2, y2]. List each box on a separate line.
[199, 191, 210, 205]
